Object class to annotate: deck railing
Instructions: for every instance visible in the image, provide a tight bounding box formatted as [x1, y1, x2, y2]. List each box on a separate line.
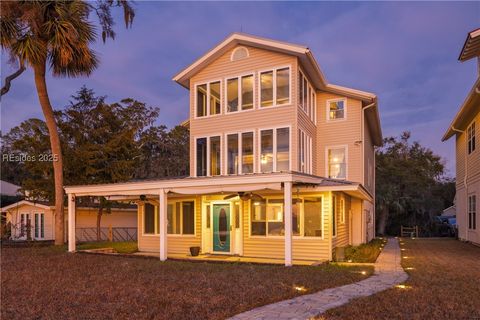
[76, 227, 137, 242]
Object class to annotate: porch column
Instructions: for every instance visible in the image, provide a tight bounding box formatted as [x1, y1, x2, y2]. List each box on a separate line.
[159, 189, 168, 261]
[68, 193, 76, 252]
[284, 181, 293, 267]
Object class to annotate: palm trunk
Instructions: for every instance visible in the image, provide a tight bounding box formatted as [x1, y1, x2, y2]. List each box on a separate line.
[33, 61, 64, 245]
[97, 207, 103, 241]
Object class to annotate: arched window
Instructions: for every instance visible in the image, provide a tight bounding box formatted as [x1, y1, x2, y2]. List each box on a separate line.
[231, 47, 249, 61]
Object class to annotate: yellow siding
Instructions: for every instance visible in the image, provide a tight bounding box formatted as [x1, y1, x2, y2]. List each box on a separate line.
[242, 191, 332, 262]
[332, 192, 350, 248]
[316, 92, 363, 182]
[137, 196, 202, 254]
[189, 45, 299, 175]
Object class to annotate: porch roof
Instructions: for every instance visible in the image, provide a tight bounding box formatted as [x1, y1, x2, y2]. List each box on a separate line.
[64, 172, 372, 201]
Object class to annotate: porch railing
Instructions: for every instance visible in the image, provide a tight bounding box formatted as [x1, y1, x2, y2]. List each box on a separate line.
[76, 227, 137, 242]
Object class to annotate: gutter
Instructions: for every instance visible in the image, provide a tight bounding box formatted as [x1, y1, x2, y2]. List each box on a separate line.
[451, 125, 468, 242]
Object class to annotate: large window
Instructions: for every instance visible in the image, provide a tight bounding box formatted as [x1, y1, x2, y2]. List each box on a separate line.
[144, 203, 157, 235]
[298, 129, 312, 174]
[260, 127, 290, 173]
[469, 194, 477, 230]
[242, 132, 254, 174]
[167, 201, 195, 235]
[34, 213, 45, 239]
[327, 99, 346, 120]
[227, 134, 239, 174]
[303, 197, 323, 237]
[327, 147, 346, 179]
[251, 199, 284, 236]
[196, 138, 207, 176]
[196, 136, 221, 176]
[260, 67, 290, 108]
[210, 136, 221, 176]
[298, 71, 316, 123]
[196, 81, 222, 117]
[226, 75, 254, 113]
[468, 121, 476, 155]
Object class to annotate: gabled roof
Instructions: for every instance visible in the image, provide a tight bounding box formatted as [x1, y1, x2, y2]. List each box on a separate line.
[1, 200, 51, 212]
[173, 32, 382, 145]
[442, 76, 480, 141]
[458, 28, 480, 62]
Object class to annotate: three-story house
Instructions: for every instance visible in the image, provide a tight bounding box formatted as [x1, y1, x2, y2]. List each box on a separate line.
[65, 33, 382, 265]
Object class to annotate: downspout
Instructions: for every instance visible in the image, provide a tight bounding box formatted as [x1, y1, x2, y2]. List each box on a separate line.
[451, 125, 467, 242]
[361, 101, 376, 239]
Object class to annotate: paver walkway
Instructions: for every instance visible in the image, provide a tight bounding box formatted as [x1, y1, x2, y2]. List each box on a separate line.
[229, 238, 408, 320]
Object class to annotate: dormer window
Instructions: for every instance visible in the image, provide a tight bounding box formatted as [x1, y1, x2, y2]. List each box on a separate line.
[231, 47, 249, 61]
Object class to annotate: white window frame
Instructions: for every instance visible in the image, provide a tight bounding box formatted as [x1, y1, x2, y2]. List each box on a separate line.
[298, 129, 313, 174]
[298, 70, 317, 125]
[223, 129, 257, 175]
[258, 65, 292, 108]
[326, 98, 347, 122]
[34, 212, 45, 239]
[224, 72, 256, 114]
[340, 198, 346, 224]
[258, 125, 292, 173]
[142, 203, 159, 237]
[467, 120, 476, 155]
[167, 199, 197, 237]
[293, 195, 325, 240]
[325, 145, 348, 180]
[194, 79, 223, 119]
[194, 134, 223, 177]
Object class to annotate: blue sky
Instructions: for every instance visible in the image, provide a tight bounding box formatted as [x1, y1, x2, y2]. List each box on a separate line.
[1, 1, 479, 176]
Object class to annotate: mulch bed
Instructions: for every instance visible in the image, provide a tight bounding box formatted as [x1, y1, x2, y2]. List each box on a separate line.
[320, 238, 480, 319]
[1, 246, 372, 320]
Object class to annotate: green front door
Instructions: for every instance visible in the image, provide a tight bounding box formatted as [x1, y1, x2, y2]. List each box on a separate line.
[213, 204, 230, 253]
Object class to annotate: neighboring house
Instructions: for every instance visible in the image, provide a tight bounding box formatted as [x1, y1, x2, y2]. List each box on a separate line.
[442, 28, 480, 246]
[441, 205, 456, 217]
[0, 180, 21, 197]
[1, 200, 137, 242]
[64, 33, 382, 265]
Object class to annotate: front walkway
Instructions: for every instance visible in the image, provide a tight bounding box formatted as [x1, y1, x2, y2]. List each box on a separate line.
[229, 238, 408, 320]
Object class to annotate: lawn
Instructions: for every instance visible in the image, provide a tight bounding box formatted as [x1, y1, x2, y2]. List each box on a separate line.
[343, 238, 386, 263]
[320, 238, 480, 319]
[77, 241, 138, 253]
[1, 246, 372, 320]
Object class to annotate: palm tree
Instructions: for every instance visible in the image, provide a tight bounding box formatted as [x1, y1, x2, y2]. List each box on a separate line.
[0, 1, 134, 245]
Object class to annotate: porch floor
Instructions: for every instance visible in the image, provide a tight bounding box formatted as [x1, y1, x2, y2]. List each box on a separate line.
[133, 252, 321, 266]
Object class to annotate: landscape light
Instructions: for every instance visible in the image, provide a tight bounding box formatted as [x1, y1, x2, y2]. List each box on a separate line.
[405, 267, 414, 270]
[395, 284, 411, 290]
[294, 286, 307, 292]
[361, 271, 367, 275]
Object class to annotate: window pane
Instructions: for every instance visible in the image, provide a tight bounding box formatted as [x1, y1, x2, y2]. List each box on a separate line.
[234, 202, 240, 229]
[144, 203, 155, 234]
[210, 81, 221, 115]
[251, 200, 266, 235]
[298, 72, 304, 108]
[304, 197, 322, 237]
[261, 129, 274, 172]
[328, 148, 346, 179]
[242, 132, 254, 174]
[276, 128, 289, 171]
[227, 134, 239, 175]
[303, 78, 308, 109]
[242, 75, 253, 110]
[206, 205, 211, 228]
[329, 101, 344, 119]
[292, 199, 301, 236]
[182, 201, 195, 235]
[277, 68, 290, 105]
[267, 200, 284, 236]
[167, 204, 174, 234]
[260, 71, 273, 107]
[40, 214, 44, 238]
[175, 202, 181, 234]
[197, 84, 207, 117]
[210, 136, 221, 176]
[35, 214, 39, 238]
[196, 138, 207, 176]
[227, 78, 238, 112]
[332, 196, 337, 236]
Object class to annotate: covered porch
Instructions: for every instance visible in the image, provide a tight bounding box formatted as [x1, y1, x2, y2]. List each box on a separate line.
[64, 172, 372, 266]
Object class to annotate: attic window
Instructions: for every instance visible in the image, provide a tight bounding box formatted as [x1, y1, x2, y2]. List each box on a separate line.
[231, 47, 249, 61]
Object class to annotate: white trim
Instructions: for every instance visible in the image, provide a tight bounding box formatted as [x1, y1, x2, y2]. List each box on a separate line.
[340, 197, 346, 224]
[1, 200, 51, 212]
[193, 79, 223, 119]
[326, 98, 347, 122]
[193, 134, 223, 177]
[258, 65, 292, 108]
[224, 72, 256, 114]
[325, 145, 349, 180]
[230, 46, 250, 61]
[159, 190, 167, 261]
[68, 194, 76, 252]
[258, 125, 292, 173]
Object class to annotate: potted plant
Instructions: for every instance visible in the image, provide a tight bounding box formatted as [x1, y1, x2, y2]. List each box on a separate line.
[190, 246, 200, 257]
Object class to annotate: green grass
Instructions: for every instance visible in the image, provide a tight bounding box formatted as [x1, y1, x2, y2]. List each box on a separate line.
[343, 238, 386, 263]
[77, 241, 138, 253]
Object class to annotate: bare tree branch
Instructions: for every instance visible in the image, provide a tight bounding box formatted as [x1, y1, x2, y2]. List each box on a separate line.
[1, 65, 26, 97]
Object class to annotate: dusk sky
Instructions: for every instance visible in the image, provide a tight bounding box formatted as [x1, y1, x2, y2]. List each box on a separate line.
[1, 1, 479, 176]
